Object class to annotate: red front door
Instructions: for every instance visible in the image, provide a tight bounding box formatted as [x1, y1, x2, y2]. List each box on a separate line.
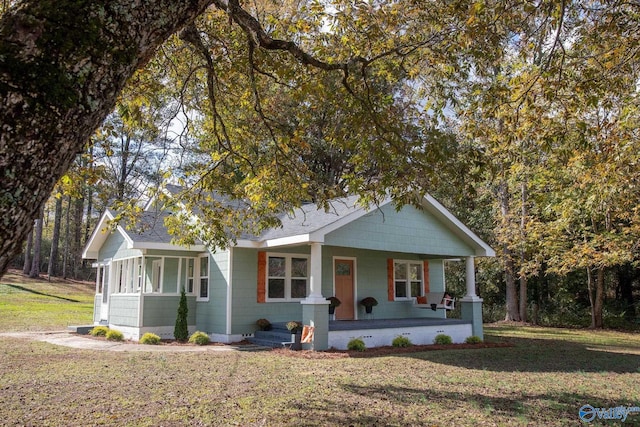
[334, 259, 354, 320]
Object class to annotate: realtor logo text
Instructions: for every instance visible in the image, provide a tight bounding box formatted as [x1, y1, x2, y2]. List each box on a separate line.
[579, 404, 640, 423]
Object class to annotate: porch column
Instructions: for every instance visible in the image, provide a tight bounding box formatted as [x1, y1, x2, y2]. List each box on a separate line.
[307, 242, 325, 302]
[460, 256, 484, 339]
[465, 256, 477, 298]
[301, 242, 330, 350]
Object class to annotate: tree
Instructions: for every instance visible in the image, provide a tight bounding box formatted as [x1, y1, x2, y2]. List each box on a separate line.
[174, 287, 189, 342]
[0, 0, 216, 276]
[29, 210, 43, 278]
[47, 194, 62, 278]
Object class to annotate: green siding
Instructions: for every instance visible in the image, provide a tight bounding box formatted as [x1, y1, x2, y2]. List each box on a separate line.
[196, 251, 229, 335]
[109, 295, 139, 326]
[324, 203, 475, 257]
[230, 247, 307, 335]
[98, 232, 140, 260]
[323, 246, 445, 320]
[142, 295, 196, 327]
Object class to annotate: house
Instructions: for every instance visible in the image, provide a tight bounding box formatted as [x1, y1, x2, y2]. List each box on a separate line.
[82, 192, 494, 350]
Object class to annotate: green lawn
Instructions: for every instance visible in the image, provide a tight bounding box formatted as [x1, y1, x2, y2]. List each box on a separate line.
[0, 272, 639, 426]
[0, 270, 95, 331]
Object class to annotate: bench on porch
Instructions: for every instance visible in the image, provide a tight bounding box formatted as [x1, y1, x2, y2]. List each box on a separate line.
[414, 292, 455, 311]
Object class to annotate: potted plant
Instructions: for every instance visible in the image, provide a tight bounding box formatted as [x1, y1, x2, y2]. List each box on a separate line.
[327, 296, 341, 315]
[256, 318, 271, 331]
[286, 321, 303, 350]
[360, 297, 378, 314]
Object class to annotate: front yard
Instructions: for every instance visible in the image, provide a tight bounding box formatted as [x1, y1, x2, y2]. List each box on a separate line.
[0, 272, 638, 425]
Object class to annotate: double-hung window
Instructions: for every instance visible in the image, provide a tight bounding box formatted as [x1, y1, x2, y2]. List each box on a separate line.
[198, 255, 209, 300]
[267, 254, 309, 301]
[186, 258, 195, 294]
[394, 260, 423, 299]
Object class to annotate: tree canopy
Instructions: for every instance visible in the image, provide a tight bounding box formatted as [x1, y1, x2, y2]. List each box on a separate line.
[1, 1, 640, 327]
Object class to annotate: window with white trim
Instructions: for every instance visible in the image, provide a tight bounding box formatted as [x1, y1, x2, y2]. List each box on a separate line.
[267, 254, 309, 301]
[198, 255, 209, 300]
[394, 260, 423, 299]
[186, 258, 195, 294]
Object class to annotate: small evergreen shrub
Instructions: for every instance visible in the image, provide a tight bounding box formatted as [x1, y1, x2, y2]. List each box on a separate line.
[174, 287, 189, 342]
[347, 338, 366, 352]
[433, 334, 452, 345]
[106, 329, 124, 341]
[188, 331, 210, 345]
[465, 335, 483, 344]
[89, 326, 109, 337]
[392, 335, 412, 348]
[139, 332, 161, 345]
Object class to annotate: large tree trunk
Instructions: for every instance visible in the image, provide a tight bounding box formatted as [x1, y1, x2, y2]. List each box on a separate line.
[73, 196, 84, 279]
[592, 267, 605, 328]
[48, 196, 62, 278]
[62, 196, 71, 279]
[0, 0, 215, 278]
[498, 181, 520, 321]
[518, 182, 528, 322]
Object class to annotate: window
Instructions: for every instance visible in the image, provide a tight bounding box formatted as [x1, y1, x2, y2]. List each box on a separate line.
[394, 260, 423, 299]
[266, 254, 308, 301]
[186, 258, 195, 294]
[199, 255, 209, 299]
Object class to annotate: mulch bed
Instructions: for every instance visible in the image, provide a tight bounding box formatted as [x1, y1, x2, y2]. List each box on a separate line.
[271, 341, 514, 359]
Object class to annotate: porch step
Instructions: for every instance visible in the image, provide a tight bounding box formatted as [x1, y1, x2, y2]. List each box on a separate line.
[247, 322, 298, 348]
[67, 325, 95, 335]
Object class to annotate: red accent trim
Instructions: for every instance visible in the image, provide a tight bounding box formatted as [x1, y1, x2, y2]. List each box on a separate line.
[423, 261, 430, 294]
[387, 259, 394, 301]
[257, 252, 266, 303]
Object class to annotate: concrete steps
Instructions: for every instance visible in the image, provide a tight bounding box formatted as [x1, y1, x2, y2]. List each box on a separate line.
[248, 322, 298, 348]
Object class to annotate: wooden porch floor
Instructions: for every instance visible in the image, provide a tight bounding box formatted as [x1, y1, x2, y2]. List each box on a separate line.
[329, 317, 470, 331]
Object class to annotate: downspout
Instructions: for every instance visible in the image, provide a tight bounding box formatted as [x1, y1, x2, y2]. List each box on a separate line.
[226, 248, 233, 336]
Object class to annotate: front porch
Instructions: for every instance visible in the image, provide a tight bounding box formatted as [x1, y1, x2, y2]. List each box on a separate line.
[327, 318, 472, 350]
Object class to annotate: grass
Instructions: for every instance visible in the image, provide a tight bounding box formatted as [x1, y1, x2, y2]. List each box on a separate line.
[0, 270, 95, 331]
[1, 272, 639, 426]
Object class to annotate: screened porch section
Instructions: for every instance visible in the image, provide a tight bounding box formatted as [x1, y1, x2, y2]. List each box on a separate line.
[94, 255, 210, 297]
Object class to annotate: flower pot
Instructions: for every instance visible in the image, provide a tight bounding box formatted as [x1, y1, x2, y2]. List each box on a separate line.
[329, 305, 336, 315]
[365, 305, 373, 314]
[291, 332, 302, 350]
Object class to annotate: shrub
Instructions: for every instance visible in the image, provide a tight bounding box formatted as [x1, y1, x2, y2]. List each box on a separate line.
[139, 332, 161, 345]
[106, 329, 124, 341]
[188, 331, 210, 346]
[392, 335, 412, 348]
[256, 318, 271, 331]
[465, 335, 483, 344]
[174, 287, 189, 342]
[433, 334, 452, 345]
[89, 326, 109, 337]
[347, 338, 366, 352]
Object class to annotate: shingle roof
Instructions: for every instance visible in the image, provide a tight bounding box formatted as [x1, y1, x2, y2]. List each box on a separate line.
[255, 195, 362, 241]
[119, 209, 178, 244]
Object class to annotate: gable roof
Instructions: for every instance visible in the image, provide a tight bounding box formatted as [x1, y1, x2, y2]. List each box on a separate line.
[82, 209, 206, 259]
[84, 192, 494, 259]
[238, 194, 495, 257]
